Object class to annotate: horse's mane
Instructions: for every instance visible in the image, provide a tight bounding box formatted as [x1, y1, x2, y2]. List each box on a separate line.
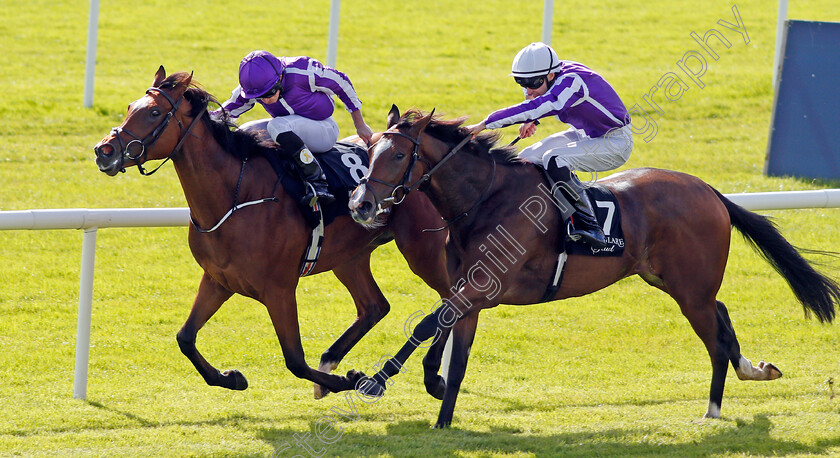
[158, 72, 279, 160]
[395, 109, 522, 165]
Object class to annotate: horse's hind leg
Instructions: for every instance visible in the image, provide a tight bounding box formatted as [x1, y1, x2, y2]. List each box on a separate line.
[717, 300, 783, 382]
[434, 311, 480, 428]
[668, 291, 784, 419]
[706, 300, 783, 417]
[670, 292, 729, 418]
[654, 248, 732, 419]
[704, 300, 736, 418]
[175, 272, 246, 390]
[313, 254, 390, 399]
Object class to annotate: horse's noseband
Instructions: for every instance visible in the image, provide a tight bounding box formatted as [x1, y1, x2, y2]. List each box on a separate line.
[362, 128, 488, 230]
[105, 86, 204, 176]
[364, 129, 471, 212]
[360, 130, 425, 210]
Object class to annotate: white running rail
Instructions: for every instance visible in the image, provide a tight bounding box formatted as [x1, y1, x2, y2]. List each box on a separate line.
[0, 208, 189, 400]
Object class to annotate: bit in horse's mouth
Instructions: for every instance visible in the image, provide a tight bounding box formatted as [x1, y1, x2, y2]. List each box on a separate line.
[352, 211, 386, 229]
[95, 157, 122, 176]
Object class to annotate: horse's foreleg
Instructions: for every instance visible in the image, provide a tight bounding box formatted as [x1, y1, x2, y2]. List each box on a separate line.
[313, 258, 390, 399]
[391, 194, 452, 299]
[353, 298, 453, 398]
[422, 326, 452, 400]
[391, 193, 455, 400]
[266, 289, 363, 395]
[175, 272, 246, 390]
[434, 311, 480, 429]
[355, 281, 490, 419]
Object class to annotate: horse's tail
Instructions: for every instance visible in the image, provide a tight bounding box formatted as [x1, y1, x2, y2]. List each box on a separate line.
[714, 189, 838, 323]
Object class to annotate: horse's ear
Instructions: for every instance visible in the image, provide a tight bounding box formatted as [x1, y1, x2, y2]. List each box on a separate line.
[169, 71, 194, 100]
[153, 66, 166, 87]
[386, 104, 400, 128]
[183, 71, 194, 89]
[409, 109, 435, 137]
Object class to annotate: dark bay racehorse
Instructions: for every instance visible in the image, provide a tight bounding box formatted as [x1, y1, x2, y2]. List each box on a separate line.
[347, 107, 839, 428]
[93, 69, 448, 397]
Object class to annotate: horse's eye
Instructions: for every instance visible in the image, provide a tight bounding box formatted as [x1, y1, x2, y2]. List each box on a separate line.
[150, 109, 161, 118]
[395, 151, 405, 160]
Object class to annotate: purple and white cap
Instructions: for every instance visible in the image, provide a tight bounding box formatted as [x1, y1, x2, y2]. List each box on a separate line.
[238, 50, 285, 99]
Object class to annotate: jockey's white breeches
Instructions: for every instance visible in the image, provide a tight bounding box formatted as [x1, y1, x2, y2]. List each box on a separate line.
[518, 124, 633, 175]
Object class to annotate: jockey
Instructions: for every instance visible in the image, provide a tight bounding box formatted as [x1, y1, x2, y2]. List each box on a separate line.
[212, 50, 373, 206]
[467, 42, 632, 248]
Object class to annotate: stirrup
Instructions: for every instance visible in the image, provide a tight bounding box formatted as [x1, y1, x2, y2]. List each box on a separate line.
[566, 218, 607, 248]
[302, 181, 335, 207]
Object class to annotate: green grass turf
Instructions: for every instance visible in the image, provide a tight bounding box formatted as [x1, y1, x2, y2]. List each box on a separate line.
[1, 0, 839, 456]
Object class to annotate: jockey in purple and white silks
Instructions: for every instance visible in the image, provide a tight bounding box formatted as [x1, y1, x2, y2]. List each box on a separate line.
[467, 42, 632, 249]
[212, 50, 373, 206]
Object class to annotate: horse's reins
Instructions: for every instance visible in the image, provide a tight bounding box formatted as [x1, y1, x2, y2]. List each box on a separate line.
[189, 157, 281, 233]
[362, 128, 498, 231]
[361, 131, 471, 207]
[435, 126, 536, 228]
[109, 84, 279, 233]
[425, 127, 536, 230]
[507, 120, 539, 146]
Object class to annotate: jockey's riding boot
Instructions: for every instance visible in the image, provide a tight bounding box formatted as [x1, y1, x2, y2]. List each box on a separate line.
[275, 131, 335, 207]
[545, 161, 607, 249]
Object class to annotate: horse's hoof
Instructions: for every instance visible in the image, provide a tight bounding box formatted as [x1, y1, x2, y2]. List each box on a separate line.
[736, 357, 784, 381]
[433, 421, 451, 429]
[346, 370, 366, 383]
[425, 375, 446, 400]
[336, 370, 364, 392]
[314, 384, 331, 399]
[353, 373, 386, 399]
[759, 361, 783, 380]
[221, 369, 248, 390]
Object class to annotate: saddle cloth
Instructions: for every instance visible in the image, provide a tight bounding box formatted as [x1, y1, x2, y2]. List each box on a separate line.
[538, 180, 626, 302]
[566, 183, 625, 257]
[267, 142, 369, 228]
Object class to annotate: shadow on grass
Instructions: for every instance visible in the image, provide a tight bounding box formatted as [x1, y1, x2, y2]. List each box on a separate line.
[19, 399, 304, 434]
[788, 176, 840, 189]
[459, 385, 707, 413]
[258, 415, 840, 457]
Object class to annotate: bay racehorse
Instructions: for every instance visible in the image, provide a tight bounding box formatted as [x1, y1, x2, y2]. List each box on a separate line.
[93, 69, 448, 398]
[346, 106, 839, 428]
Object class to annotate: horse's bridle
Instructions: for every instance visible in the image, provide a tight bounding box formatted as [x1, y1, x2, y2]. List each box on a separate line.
[361, 128, 494, 228]
[107, 86, 205, 176]
[362, 130, 472, 208]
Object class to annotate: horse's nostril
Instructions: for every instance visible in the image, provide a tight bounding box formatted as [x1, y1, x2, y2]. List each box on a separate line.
[95, 144, 114, 157]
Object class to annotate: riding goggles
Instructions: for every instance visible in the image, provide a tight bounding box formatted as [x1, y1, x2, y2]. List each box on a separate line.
[514, 76, 546, 90]
[258, 83, 282, 100]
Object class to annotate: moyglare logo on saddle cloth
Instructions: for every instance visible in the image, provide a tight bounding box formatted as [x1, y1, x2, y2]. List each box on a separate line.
[568, 184, 625, 257]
